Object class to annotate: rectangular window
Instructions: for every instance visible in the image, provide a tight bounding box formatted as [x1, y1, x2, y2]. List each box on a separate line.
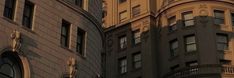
[132, 5, 141, 17]
[170, 39, 178, 57]
[22, 0, 34, 29]
[133, 52, 141, 69]
[3, 0, 16, 20]
[119, 0, 126, 3]
[182, 11, 194, 27]
[119, 11, 127, 22]
[168, 16, 177, 32]
[75, 0, 83, 7]
[119, 35, 127, 50]
[61, 20, 71, 48]
[119, 57, 127, 74]
[77, 28, 86, 55]
[231, 13, 234, 26]
[185, 35, 197, 52]
[133, 29, 141, 45]
[217, 34, 228, 51]
[214, 10, 225, 25]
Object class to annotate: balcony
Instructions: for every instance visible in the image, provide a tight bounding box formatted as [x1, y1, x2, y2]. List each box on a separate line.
[164, 64, 234, 78]
[222, 65, 234, 77]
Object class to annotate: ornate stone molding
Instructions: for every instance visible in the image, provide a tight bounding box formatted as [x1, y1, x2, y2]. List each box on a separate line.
[65, 57, 77, 78]
[11, 30, 22, 52]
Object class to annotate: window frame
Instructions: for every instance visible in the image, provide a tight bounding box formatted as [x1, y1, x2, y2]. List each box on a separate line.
[119, 35, 127, 50]
[3, 0, 16, 20]
[168, 16, 177, 32]
[231, 13, 234, 26]
[170, 39, 178, 57]
[133, 29, 141, 45]
[132, 5, 141, 17]
[132, 52, 141, 69]
[60, 20, 71, 48]
[119, 57, 127, 74]
[216, 33, 228, 51]
[184, 34, 197, 52]
[182, 11, 194, 27]
[22, 0, 34, 29]
[214, 10, 225, 25]
[119, 10, 127, 22]
[77, 27, 86, 56]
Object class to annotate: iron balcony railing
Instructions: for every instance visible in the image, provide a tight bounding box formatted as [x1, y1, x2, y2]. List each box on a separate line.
[164, 64, 234, 78]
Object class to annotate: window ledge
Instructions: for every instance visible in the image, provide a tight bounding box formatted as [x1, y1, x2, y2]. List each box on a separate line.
[119, 72, 127, 76]
[131, 67, 142, 72]
[214, 24, 227, 27]
[2, 17, 19, 26]
[60, 45, 73, 53]
[21, 26, 37, 34]
[75, 52, 86, 59]
[133, 43, 141, 47]
[168, 55, 179, 61]
[167, 29, 178, 35]
[185, 51, 197, 55]
[182, 25, 195, 29]
[218, 50, 231, 53]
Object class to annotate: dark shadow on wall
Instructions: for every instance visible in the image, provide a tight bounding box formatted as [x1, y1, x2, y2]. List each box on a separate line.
[156, 15, 234, 78]
[102, 15, 234, 78]
[20, 33, 41, 59]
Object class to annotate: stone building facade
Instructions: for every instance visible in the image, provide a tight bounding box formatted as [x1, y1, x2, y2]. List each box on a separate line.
[103, 0, 234, 78]
[0, 0, 103, 78]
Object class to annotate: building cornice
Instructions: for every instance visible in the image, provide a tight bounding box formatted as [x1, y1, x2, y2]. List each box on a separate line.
[104, 12, 155, 32]
[155, 0, 234, 19]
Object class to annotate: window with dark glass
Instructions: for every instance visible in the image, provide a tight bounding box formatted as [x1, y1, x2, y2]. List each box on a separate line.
[119, 57, 127, 74]
[217, 34, 228, 51]
[182, 11, 194, 27]
[168, 16, 176, 32]
[61, 20, 70, 48]
[185, 35, 196, 52]
[119, 35, 127, 50]
[133, 52, 141, 69]
[0, 52, 23, 78]
[119, 0, 126, 3]
[231, 13, 234, 26]
[214, 10, 225, 25]
[170, 39, 178, 57]
[75, 0, 83, 7]
[132, 5, 140, 17]
[3, 0, 16, 20]
[22, 0, 34, 29]
[77, 28, 86, 55]
[133, 29, 141, 45]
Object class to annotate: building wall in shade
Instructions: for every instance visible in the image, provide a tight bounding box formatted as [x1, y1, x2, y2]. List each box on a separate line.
[103, 0, 234, 78]
[0, 0, 103, 78]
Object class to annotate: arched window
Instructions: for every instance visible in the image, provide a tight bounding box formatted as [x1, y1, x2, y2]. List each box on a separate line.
[0, 52, 23, 78]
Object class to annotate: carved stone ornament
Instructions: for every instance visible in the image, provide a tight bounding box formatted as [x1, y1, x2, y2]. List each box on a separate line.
[11, 30, 21, 52]
[199, 4, 208, 16]
[66, 57, 77, 78]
